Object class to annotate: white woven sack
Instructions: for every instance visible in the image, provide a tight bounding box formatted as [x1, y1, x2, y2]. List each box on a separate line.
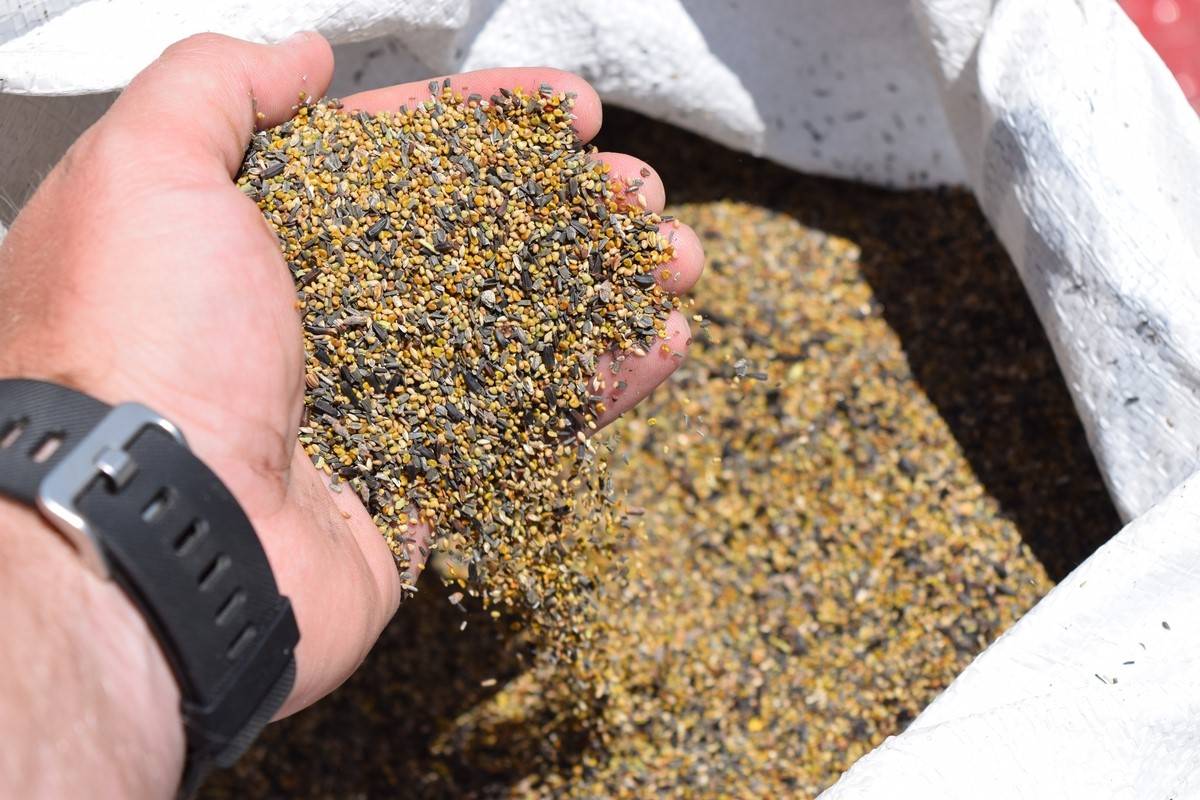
[2, 1, 1199, 795]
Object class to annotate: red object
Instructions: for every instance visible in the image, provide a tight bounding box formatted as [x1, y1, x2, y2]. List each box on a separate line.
[1120, 0, 1200, 110]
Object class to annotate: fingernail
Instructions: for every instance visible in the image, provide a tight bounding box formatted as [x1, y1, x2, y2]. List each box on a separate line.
[281, 30, 316, 47]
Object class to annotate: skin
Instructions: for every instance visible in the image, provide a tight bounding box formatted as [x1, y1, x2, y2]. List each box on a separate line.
[0, 32, 702, 798]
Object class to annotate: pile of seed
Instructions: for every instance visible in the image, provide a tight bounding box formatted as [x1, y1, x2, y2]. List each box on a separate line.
[207, 111, 1121, 798]
[236, 83, 676, 632]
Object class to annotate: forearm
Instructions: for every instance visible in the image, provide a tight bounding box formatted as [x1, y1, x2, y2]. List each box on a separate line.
[0, 500, 183, 798]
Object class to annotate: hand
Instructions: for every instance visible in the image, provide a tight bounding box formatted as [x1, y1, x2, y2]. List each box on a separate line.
[0, 28, 702, 768]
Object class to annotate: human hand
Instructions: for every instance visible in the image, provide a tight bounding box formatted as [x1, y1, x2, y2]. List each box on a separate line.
[0, 29, 702, 734]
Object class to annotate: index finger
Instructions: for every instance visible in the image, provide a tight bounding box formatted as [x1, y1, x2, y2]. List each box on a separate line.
[338, 67, 603, 142]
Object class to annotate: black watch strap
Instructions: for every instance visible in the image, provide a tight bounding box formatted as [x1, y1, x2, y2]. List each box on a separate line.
[0, 379, 298, 797]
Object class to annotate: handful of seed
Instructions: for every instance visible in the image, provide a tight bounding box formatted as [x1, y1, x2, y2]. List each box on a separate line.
[237, 83, 677, 610]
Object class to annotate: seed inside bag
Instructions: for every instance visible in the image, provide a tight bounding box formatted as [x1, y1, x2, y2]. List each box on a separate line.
[213, 105, 1124, 800]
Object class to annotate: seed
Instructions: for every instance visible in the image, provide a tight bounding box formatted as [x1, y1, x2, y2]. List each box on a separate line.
[236, 86, 678, 658]
[217, 94, 1117, 800]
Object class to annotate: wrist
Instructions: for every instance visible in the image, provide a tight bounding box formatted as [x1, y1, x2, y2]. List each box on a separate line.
[0, 498, 184, 798]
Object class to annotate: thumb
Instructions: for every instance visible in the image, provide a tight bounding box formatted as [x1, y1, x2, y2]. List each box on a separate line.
[104, 32, 334, 178]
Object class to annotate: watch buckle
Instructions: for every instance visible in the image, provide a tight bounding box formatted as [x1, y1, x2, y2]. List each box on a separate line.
[37, 403, 186, 578]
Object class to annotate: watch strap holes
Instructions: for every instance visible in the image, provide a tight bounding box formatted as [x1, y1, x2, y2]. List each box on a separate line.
[174, 518, 208, 554]
[198, 553, 231, 590]
[30, 431, 64, 463]
[0, 418, 27, 450]
[216, 589, 247, 626]
[141, 487, 175, 523]
[226, 624, 258, 660]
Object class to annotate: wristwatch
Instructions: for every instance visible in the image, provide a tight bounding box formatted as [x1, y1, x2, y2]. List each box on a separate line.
[0, 379, 299, 797]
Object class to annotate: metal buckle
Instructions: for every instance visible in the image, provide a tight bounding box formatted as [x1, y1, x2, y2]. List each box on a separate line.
[37, 403, 186, 578]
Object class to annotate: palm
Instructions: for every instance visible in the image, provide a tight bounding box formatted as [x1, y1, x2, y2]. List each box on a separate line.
[105, 182, 305, 484]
